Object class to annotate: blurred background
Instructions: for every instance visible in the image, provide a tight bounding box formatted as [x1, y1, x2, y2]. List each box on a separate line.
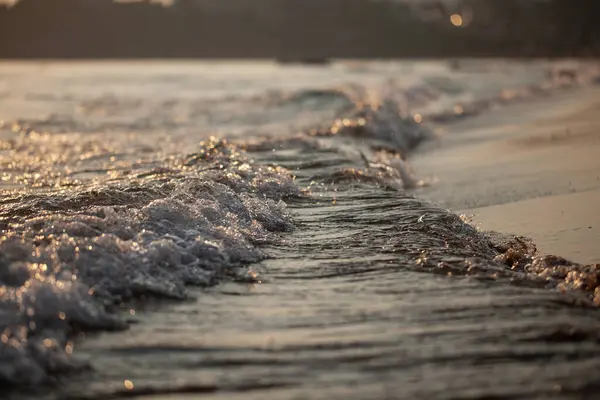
[0, 0, 599, 59]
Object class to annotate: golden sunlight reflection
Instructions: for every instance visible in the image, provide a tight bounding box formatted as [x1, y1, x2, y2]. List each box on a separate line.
[248, 270, 262, 284]
[450, 14, 463, 27]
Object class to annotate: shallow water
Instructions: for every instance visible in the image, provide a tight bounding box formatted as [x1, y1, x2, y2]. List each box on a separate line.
[1, 60, 600, 399]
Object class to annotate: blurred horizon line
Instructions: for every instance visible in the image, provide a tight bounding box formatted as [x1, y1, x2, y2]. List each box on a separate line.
[1, 0, 599, 59]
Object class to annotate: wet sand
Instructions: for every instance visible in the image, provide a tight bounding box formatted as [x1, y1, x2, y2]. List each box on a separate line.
[413, 86, 600, 264]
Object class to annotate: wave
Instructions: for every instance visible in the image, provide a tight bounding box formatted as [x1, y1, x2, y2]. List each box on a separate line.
[2, 61, 600, 395]
[0, 138, 301, 386]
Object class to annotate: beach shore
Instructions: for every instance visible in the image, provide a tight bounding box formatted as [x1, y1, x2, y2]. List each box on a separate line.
[413, 86, 600, 264]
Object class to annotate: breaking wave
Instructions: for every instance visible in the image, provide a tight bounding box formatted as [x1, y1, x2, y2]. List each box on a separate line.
[1, 60, 600, 397]
[0, 138, 301, 386]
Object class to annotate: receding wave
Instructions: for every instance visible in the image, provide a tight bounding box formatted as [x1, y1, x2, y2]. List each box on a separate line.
[1, 61, 600, 398]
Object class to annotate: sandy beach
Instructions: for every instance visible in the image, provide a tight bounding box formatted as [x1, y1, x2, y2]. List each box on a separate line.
[413, 86, 600, 264]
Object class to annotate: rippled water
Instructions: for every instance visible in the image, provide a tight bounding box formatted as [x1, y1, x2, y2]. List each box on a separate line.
[1, 60, 600, 399]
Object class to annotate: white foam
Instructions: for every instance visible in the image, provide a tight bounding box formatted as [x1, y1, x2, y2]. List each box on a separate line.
[0, 139, 300, 386]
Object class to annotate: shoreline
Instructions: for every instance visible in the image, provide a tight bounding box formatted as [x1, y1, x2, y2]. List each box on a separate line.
[413, 86, 600, 264]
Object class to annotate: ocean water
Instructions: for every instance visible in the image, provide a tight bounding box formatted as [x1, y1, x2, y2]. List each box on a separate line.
[1, 60, 600, 399]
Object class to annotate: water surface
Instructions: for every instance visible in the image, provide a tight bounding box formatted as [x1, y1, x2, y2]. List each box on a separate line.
[1, 60, 600, 399]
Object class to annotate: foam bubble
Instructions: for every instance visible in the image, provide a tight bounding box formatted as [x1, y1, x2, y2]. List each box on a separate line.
[0, 138, 301, 386]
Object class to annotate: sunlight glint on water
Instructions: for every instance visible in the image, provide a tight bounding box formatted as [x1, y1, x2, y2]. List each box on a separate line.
[0, 60, 600, 399]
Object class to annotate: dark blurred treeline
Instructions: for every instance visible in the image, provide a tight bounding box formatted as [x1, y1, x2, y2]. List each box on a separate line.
[0, 0, 599, 59]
